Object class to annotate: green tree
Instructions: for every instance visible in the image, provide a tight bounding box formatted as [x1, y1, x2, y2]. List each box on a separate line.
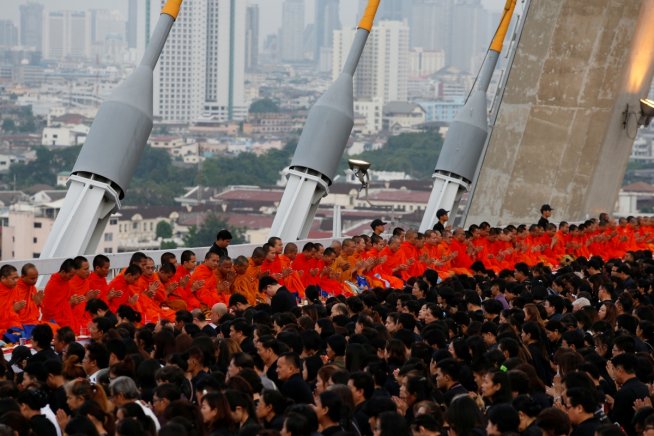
[249, 98, 281, 113]
[182, 212, 246, 247]
[342, 131, 443, 179]
[160, 240, 178, 249]
[156, 220, 173, 239]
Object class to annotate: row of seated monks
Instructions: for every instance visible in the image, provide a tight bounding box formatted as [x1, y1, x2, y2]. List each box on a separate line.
[2, 217, 653, 340]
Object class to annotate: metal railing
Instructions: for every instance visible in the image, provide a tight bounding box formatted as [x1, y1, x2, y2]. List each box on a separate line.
[0, 238, 341, 285]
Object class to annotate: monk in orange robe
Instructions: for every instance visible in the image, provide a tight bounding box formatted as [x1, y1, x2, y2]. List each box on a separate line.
[317, 247, 351, 296]
[88, 254, 111, 302]
[261, 241, 305, 298]
[215, 257, 236, 302]
[171, 250, 200, 309]
[292, 243, 320, 287]
[15, 263, 42, 326]
[189, 251, 220, 309]
[377, 236, 412, 286]
[232, 255, 259, 305]
[106, 265, 141, 313]
[42, 259, 80, 329]
[0, 265, 24, 337]
[135, 258, 175, 322]
[158, 262, 187, 311]
[69, 256, 101, 333]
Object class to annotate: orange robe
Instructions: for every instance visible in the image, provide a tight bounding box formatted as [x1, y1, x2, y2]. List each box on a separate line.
[15, 278, 40, 325]
[69, 275, 91, 333]
[189, 264, 220, 308]
[261, 255, 305, 298]
[0, 283, 22, 335]
[317, 260, 351, 296]
[136, 274, 175, 322]
[106, 274, 134, 313]
[42, 273, 75, 328]
[292, 253, 319, 287]
[88, 272, 110, 303]
[232, 264, 260, 306]
[172, 266, 200, 309]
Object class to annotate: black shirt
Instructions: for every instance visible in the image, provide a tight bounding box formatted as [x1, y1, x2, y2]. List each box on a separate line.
[538, 216, 549, 229]
[30, 415, 57, 436]
[280, 373, 313, 405]
[571, 416, 601, 436]
[271, 287, 297, 314]
[610, 377, 649, 436]
[209, 243, 228, 259]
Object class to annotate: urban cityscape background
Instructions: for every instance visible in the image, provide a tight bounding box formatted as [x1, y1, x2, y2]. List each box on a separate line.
[0, 0, 653, 261]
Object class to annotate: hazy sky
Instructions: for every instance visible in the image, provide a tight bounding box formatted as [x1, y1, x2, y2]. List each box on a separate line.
[5, 0, 506, 38]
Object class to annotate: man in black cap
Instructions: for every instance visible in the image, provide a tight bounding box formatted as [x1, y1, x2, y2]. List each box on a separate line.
[433, 209, 449, 234]
[538, 204, 553, 229]
[370, 219, 386, 236]
[8, 345, 32, 372]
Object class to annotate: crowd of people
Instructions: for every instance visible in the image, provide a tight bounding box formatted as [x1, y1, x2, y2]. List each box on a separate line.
[1, 214, 654, 436]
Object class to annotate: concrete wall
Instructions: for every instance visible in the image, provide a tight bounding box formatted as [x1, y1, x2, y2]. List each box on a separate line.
[466, 0, 654, 226]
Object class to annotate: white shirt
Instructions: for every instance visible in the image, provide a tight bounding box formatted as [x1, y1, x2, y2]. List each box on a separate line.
[136, 400, 161, 432]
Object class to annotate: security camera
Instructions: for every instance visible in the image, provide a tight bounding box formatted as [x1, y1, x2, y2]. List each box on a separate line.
[348, 159, 372, 206]
[348, 159, 371, 172]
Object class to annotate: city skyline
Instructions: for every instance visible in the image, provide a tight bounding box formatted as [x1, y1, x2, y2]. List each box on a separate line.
[4, 0, 506, 42]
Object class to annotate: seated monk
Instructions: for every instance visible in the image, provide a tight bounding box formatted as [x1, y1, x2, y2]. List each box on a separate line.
[106, 264, 141, 313]
[42, 259, 81, 329]
[232, 255, 258, 306]
[292, 242, 320, 288]
[15, 263, 42, 326]
[136, 257, 176, 322]
[159, 262, 187, 311]
[261, 241, 305, 298]
[317, 247, 351, 297]
[189, 251, 220, 309]
[0, 265, 24, 339]
[172, 250, 201, 309]
[215, 256, 236, 302]
[88, 254, 111, 302]
[69, 256, 99, 334]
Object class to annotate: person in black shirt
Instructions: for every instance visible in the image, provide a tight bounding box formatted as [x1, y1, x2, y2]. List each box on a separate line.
[17, 388, 57, 436]
[28, 324, 58, 364]
[433, 209, 449, 234]
[256, 389, 287, 431]
[208, 229, 232, 259]
[608, 354, 649, 436]
[259, 276, 297, 314]
[433, 358, 468, 407]
[348, 371, 374, 436]
[566, 387, 602, 436]
[538, 204, 553, 229]
[277, 352, 313, 405]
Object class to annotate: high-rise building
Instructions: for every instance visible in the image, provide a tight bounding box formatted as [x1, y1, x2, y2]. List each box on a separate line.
[156, 0, 246, 123]
[127, 0, 138, 49]
[42, 11, 91, 61]
[20, 2, 43, 51]
[411, 0, 453, 54]
[245, 5, 259, 71]
[0, 20, 18, 47]
[378, 0, 410, 21]
[314, 0, 340, 63]
[90, 9, 126, 44]
[280, 0, 305, 62]
[333, 20, 409, 104]
[450, 0, 489, 72]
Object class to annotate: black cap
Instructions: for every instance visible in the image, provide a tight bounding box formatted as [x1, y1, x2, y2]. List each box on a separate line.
[540, 204, 553, 212]
[370, 219, 387, 229]
[8, 345, 31, 366]
[436, 209, 449, 218]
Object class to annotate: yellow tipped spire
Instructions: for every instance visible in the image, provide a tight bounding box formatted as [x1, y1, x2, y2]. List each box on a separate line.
[490, 0, 517, 53]
[161, 0, 183, 20]
[358, 0, 381, 32]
